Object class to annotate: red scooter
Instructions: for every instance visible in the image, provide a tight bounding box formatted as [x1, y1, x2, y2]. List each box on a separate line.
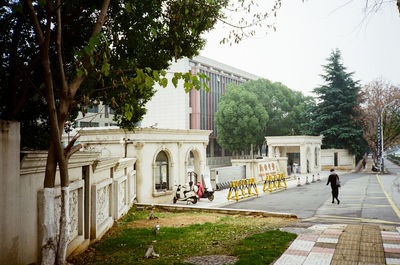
[195, 181, 214, 201]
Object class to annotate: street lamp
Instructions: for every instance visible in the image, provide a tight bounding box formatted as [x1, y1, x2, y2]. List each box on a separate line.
[379, 100, 400, 172]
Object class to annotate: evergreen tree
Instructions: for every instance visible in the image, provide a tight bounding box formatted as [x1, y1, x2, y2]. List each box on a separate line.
[312, 49, 367, 159]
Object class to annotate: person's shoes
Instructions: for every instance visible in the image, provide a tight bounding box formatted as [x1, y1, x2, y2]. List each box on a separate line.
[337, 200, 340, 205]
[332, 201, 334, 204]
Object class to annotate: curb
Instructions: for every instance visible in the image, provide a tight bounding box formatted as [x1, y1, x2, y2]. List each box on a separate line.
[135, 203, 298, 219]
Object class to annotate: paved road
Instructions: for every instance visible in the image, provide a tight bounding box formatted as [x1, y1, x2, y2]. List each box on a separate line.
[223, 159, 400, 225]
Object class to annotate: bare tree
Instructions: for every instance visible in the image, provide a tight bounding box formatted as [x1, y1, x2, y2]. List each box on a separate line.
[359, 79, 400, 160]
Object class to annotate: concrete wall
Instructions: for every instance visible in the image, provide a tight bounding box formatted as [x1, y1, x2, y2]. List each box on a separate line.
[0, 121, 21, 265]
[231, 157, 287, 183]
[18, 151, 136, 264]
[2, 126, 208, 264]
[321, 149, 355, 170]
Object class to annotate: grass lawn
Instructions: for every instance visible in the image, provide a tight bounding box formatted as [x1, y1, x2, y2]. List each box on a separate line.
[69, 207, 297, 265]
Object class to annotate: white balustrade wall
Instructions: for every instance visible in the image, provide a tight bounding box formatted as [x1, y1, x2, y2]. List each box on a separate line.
[0, 123, 137, 265]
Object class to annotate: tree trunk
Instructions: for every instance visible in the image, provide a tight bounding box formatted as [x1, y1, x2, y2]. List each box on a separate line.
[39, 188, 57, 265]
[57, 187, 70, 265]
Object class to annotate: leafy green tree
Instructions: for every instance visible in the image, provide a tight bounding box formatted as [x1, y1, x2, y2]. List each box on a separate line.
[0, 1, 228, 263]
[239, 79, 313, 136]
[216, 84, 269, 153]
[311, 49, 367, 158]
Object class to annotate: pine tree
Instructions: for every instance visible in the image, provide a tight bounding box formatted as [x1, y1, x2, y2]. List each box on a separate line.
[312, 49, 367, 158]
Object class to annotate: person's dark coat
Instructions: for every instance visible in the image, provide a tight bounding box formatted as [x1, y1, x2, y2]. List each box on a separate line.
[327, 173, 339, 189]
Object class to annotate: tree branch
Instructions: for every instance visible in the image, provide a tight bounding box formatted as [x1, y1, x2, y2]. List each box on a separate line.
[68, 0, 111, 98]
[56, 0, 68, 98]
[66, 144, 82, 161]
[26, 0, 45, 44]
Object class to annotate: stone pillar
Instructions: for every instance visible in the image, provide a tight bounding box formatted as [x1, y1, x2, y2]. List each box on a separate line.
[274, 146, 280, 157]
[268, 145, 274, 158]
[209, 138, 215, 157]
[0, 120, 21, 265]
[134, 142, 144, 202]
[300, 144, 307, 174]
[311, 145, 316, 173]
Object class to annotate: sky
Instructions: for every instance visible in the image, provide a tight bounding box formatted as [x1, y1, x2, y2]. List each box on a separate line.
[200, 0, 400, 96]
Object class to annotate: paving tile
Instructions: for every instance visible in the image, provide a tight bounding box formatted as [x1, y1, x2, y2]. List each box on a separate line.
[358, 255, 385, 263]
[358, 262, 386, 265]
[332, 253, 359, 262]
[311, 247, 335, 254]
[288, 240, 315, 252]
[330, 261, 358, 265]
[341, 235, 362, 241]
[317, 237, 338, 243]
[382, 235, 400, 241]
[361, 238, 382, 244]
[359, 250, 385, 258]
[284, 249, 309, 256]
[386, 257, 400, 264]
[337, 241, 361, 250]
[335, 249, 359, 256]
[319, 234, 340, 239]
[314, 242, 337, 249]
[383, 239, 400, 244]
[310, 224, 332, 230]
[384, 243, 400, 249]
[302, 252, 333, 265]
[382, 231, 400, 236]
[323, 229, 343, 235]
[273, 254, 307, 265]
[360, 242, 383, 251]
[385, 253, 400, 259]
[385, 247, 400, 253]
[297, 234, 320, 242]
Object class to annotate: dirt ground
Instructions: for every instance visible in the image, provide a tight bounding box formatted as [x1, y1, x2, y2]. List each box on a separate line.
[126, 214, 296, 229]
[127, 215, 221, 228]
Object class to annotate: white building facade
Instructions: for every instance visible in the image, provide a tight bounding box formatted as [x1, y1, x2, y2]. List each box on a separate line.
[265, 135, 323, 174]
[141, 55, 260, 157]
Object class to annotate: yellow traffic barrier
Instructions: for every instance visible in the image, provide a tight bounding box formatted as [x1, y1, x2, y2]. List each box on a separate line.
[227, 180, 241, 201]
[246, 178, 259, 197]
[227, 178, 259, 201]
[263, 173, 287, 193]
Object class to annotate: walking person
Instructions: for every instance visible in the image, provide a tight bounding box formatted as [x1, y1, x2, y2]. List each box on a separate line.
[327, 169, 340, 204]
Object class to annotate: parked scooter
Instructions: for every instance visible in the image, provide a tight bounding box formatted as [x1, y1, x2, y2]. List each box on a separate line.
[173, 181, 198, 204]
[195, 181, 215, 201]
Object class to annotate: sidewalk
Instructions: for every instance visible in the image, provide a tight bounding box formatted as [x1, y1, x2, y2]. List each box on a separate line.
[192, 170, 337, 208]
[274, 223, 400, 265]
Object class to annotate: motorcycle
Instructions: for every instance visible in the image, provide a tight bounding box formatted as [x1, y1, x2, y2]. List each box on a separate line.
[195, 181, 215, 201]
[173, 181, 198, 204]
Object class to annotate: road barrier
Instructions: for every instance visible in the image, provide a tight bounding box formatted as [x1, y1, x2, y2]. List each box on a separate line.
[227, 178, 259, 201]
[262, 173, 287, 192]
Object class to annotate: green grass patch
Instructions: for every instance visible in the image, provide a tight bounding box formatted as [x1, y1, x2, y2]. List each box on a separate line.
[70, 209, 296, 265]
[234, 230, 297, 264]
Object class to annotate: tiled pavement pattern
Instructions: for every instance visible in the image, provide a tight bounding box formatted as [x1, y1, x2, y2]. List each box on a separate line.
[274, 224, 400, 265]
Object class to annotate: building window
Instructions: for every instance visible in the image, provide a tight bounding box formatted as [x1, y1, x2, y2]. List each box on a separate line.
[155, 151, 169, 192]
[85, 105, 98, 113]
[80, 121, 99, 127]
[105, 105, 109, 118]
